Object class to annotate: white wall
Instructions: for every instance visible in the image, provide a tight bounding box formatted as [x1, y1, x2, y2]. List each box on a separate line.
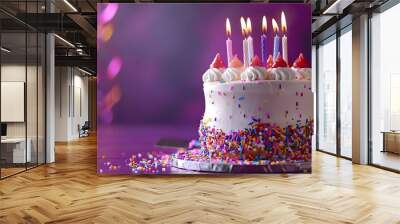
[1, 64, 46, 163]
[1, 65, 39, 137]
[55, 67, 69, 141]
[72, 73, 89, 138]
[55, 67, 89, 141]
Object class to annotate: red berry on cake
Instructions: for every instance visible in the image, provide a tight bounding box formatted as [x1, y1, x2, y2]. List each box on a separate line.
[266, 54, 274, 68]
[272, 53, 288, 68]
[292, 53, 309, 68]
[210, 53, 225, 69]
[292, 53, 311, 80]
[250, 55, 263, 67]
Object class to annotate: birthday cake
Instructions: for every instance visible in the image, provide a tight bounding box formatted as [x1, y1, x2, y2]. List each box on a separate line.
[172, 15, 313, 173]
[172, 52, 313, 173]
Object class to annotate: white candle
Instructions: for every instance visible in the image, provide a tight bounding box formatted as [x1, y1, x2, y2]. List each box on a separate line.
[226, 18, 233, 64]
[246, 17, 254, 63]
[282, 35, 287, 64]
[281, 12, 288, 64]
[240, 17, 249, 67]
[227, 38, 233, 64]
[243, 38, 249, 68]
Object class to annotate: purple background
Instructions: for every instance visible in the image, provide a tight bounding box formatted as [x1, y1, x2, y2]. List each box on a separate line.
[97, 3, 311, 174]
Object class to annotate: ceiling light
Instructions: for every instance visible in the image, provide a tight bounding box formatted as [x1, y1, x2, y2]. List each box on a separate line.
[1, 47, 11, 53]
[78, 67, 93, 76]
[63, 0, 78, 12]
[54, 34, 75, 48]
[76, 48, 85, 55]
[323, 0, 355, 15]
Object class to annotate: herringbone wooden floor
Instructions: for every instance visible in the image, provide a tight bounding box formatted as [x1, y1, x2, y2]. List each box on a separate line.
[1, 135, 400, 224]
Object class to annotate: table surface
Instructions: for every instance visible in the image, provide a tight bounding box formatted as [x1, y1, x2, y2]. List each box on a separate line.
[381, 131, 400, 134]
[1, 138, 30, 143]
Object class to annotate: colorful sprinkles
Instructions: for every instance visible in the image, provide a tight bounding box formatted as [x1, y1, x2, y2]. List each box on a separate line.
[127, 151, 171, 174]
[194, 118, 313, 163]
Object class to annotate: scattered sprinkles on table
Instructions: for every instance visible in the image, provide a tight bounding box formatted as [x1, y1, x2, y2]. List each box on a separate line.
[127, 151, 171, 174]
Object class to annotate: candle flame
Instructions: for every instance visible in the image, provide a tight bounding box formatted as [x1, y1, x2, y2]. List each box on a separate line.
[240, 17, 247, 36]
[272, 18, 279, 33]
[262, 16, 267, 34]
[281, 11, 287, 33]
[226, 18, 231, 37]
[246, 17, 252, 34]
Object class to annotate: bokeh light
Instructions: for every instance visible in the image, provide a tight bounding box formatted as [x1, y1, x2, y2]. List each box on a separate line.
[100, 3, 119, 24]
[100, 23, 114, 42]
[107, 56, 123, 79]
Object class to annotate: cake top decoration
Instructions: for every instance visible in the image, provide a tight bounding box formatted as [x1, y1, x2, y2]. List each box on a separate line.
[272, 53, 288, 68]
[266, 54, 274, 68]
[229, 55, 243, 68]
[210, 53, 225, 69]
[250, 55, 263, 67]
[292, 53, 309, 68]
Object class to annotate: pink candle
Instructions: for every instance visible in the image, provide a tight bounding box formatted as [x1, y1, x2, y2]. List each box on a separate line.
[226, 18, 233, 64]
[240, 17, 249, 67]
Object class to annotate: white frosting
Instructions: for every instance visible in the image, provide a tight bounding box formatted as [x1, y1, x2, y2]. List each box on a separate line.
[266, 67, 296, 80]
[202, 80, 313, 132]
[240, 66, 267, 81]
[292, 68, 311, 80]
[202, 68, 223, 83]
[222, 68, 241, 82]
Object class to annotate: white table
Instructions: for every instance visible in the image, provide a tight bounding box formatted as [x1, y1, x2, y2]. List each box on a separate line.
[1, 138, 31, 163]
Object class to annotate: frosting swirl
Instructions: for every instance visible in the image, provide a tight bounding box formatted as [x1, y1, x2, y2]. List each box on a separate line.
[203, 53, 225, 83]
[265, 53, 295, 80]
[266, 67, 296, 80]
[293, 68, 311, 80]
[222, 55, 243, 82]
[241, 67, 266, 81]
[222, 68, 241, 82]
[203, 68, 223, 82]
[241, 56, 266, 81]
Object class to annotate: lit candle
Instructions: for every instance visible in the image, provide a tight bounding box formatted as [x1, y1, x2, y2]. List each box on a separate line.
[281, 12, 288, 64]
[272, 18, 280, 62]
[240, 17, 249, 68]
[261, 16, 268, 65]
[226, 18, 233, 64]
[246, 17, 254, 63]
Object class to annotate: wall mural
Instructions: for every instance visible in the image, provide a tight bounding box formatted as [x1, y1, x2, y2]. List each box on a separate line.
[97, 3, 313, 174]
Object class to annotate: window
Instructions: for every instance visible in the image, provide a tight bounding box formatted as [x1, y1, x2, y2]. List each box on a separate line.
[339, 28, 352, 158]
[371, 3, 400, 171]
[312, 45, 317, 151]
[0, 1, 46, 179]
[317, 36, 337, 154]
